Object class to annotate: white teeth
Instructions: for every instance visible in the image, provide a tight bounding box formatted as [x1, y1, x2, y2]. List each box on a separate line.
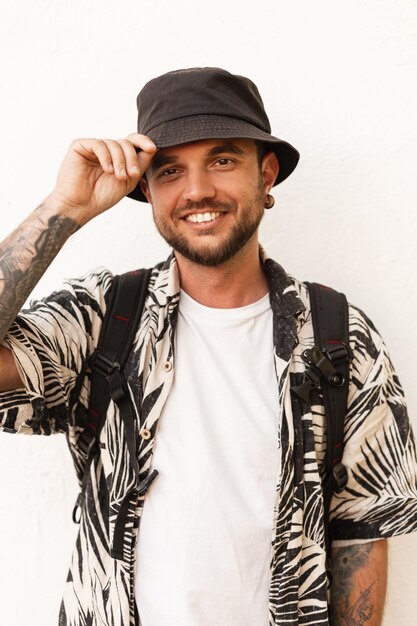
[185, 212, 222, 223]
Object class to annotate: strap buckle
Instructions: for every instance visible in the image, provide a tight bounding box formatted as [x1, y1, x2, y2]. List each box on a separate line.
[303, 346, 347, 388]
[333, 462, 348, 492]
[91, 353, 121, 378]
[291, 369, 321, 402]
[91, 353, 126, 403]
[326, 343, 352, 365]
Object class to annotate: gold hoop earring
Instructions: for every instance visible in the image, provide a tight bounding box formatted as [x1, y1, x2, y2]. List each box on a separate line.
[265, 194, 275, 209]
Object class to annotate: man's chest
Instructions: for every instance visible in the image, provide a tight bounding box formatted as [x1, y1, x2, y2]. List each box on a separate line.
[134, 299, 281, 626]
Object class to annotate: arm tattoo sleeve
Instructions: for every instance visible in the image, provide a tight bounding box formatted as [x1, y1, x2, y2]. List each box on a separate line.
[0, 203, 78, 341]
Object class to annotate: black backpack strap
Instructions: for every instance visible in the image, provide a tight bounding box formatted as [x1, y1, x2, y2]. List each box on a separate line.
[306, 283, 350, 486]
[295, 283, 351, 564]
[72, 268, 153, 524]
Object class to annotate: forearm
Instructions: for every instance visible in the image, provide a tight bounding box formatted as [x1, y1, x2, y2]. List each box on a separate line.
[0, 196, 78, 342]
[331, 540, 388, 626]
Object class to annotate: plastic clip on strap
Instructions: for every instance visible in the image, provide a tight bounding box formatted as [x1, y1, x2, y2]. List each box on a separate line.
[332, 462, 348, 492]
[307, 346, 346, 387]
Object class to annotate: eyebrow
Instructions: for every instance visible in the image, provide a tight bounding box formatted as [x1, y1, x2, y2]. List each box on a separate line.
[148, 141, 247, 174]
[205, 141, 246, 157]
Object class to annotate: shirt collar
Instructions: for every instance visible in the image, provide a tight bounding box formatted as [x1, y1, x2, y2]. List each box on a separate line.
[147, 251, 180, 309]
[259, 246, 305, 319]
[149, 246, 306, 324]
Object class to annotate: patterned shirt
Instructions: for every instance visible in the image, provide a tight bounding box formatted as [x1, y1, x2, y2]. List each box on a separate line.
[1, 249, 417, 626]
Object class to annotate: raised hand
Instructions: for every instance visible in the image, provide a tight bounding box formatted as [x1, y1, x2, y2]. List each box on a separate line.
[50, 133, 157, 226]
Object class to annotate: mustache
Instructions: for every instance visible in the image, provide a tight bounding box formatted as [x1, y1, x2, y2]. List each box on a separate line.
[174, 199, 237, 218]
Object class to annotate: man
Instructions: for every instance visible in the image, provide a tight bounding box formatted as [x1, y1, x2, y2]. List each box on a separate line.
[0, 67, 416, 626]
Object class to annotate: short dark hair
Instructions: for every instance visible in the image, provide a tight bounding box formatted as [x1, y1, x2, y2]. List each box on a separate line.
[255, 140, 270, 166]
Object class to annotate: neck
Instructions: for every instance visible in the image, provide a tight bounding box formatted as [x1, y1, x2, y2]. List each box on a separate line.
[175, 236, 269, 308]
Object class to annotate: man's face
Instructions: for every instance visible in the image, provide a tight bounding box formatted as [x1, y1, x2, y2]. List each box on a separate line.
[141, 138, 277, 267]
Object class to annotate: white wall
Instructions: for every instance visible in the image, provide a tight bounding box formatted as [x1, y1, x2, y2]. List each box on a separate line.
[0, 1, 416, 624]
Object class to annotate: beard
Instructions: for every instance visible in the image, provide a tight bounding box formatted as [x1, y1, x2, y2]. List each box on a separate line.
[151, 183, 265, 267]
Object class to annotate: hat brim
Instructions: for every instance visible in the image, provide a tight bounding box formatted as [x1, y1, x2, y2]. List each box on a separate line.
[127, 114, 299, 203]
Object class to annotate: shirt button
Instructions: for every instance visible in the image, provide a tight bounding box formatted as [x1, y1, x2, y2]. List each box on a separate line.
[163, 361, 172, 372]
[140, 428, 151, 440]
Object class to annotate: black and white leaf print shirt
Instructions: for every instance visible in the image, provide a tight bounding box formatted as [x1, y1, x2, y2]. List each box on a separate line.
[1, 248, 417, 626]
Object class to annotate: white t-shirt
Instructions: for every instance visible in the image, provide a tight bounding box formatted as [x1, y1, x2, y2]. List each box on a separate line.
[135, 289, 280, 626]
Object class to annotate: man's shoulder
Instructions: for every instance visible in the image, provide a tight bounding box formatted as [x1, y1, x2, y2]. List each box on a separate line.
[46, 257, 171, 301]
[28, 266, 115, 309]
[263, 253, 384, 357]
[275, 263, 379, 331]
[62, 266, 114, 292]
[292, 274, 385, 375]
[57, 254, 177, 308]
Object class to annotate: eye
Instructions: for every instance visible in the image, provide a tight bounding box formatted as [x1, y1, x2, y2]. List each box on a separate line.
[159, 167, 180, 178]
[216, 158, 234, 166]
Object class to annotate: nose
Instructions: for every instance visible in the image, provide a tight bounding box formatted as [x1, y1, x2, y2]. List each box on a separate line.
[182, 167, 216, 203]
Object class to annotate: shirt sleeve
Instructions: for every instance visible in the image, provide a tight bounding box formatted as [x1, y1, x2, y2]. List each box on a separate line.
[329, 305, 417, 540]
[0, 267, 113, 437]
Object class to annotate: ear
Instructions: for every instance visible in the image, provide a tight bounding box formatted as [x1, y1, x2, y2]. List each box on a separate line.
[261, 152, 279, 192]
[139, 176, 152, 203]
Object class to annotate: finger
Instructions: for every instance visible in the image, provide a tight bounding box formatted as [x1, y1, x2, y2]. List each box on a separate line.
[125, 133, 157, 152]
[117, 138, 145, 178]
[103, 139, 131, 180]
[136, 148, 157, 179]
[73, 139, 114, 174]
[125, 134, 159, 178]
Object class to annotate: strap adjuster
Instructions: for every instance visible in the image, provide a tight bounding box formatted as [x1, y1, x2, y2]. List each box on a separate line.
[91, 353, 126, 403]
[92, 353, 121, 378]
[333, 462, 348, 492]
[326, 343, 351, 365]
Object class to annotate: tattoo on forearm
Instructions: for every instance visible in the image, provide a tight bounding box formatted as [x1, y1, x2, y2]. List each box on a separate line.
[332, 544, 373, 597]
[341, 583, 375, 626]
[331, 544, 376, 625]
[0, 204, 77, 340]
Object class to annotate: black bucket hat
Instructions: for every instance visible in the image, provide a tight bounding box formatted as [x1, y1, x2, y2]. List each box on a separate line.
[127, 67, 300, 203]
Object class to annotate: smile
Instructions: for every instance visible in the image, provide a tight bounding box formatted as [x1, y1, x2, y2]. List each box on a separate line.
[184, 212, 223, 224]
